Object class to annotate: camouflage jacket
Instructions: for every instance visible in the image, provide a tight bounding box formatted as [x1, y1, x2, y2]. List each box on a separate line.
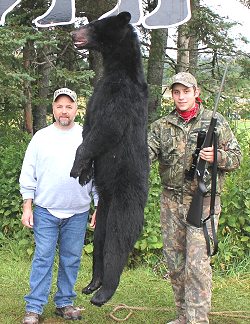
[148, 103, 242, 200]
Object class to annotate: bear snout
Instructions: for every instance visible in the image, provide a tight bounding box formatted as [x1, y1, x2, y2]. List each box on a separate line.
[71, 31, 88, 48]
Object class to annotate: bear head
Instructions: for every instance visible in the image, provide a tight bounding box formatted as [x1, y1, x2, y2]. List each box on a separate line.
[71, 11, 132, 51]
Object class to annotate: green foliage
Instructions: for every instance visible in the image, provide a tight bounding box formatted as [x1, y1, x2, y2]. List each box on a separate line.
[0, 23, 94, 131]
[83, 225, 95, 256]
[0, 128, 33, 255]
[186, 5, 237, 56]
[0, 28, 30, 118]
[215, 127, 250, 271]
[132, 163, 163, 266]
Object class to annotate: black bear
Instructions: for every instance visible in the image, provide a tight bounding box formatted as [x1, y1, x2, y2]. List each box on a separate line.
[70, 12, 149, 306]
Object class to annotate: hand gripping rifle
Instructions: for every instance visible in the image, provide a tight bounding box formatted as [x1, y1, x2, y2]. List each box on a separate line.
[186, 65, 228, 256]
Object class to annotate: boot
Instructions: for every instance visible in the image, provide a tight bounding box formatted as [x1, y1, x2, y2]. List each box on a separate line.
[22, 312, 39, 324]
[142, 0, 191, 29]
[98, 0, 143, 25]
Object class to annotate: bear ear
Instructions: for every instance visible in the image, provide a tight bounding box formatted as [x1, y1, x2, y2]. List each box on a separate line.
[117, 11, 131, 25]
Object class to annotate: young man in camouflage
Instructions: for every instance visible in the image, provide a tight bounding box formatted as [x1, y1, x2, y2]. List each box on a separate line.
[148, 72, 241, 324]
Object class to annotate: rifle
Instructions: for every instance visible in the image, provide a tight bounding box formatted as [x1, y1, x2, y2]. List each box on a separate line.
[186, 65, 228, 255]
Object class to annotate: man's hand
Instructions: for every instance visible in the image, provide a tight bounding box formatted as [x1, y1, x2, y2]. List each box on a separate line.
[199, 146, 214, 163]
[89, 209, 97, 229]
[200, 146, 222, 164]
[21, 199, 34, 228]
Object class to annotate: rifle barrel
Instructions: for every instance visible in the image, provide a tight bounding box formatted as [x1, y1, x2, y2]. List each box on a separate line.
[212, 64, 229, 117]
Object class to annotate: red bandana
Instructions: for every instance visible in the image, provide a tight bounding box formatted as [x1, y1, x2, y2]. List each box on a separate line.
[176, 102, 200, 122]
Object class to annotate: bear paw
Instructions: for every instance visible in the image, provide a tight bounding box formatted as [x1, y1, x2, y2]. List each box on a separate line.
[90, 287, 114, 307]
[70, 159, 93, 185]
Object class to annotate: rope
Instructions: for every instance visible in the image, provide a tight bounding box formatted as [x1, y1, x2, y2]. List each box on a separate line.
[108, 303, 250, 322]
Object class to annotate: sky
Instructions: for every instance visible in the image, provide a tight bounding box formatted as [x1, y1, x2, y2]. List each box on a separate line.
[201, 0, 250, 52]
[165, 0, 250, 57]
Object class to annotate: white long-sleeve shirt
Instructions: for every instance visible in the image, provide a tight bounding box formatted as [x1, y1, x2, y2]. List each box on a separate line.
[19, 123, 98, 218]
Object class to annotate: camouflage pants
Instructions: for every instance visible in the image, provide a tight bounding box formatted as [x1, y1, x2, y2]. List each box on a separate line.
[160, 190, 221, 324]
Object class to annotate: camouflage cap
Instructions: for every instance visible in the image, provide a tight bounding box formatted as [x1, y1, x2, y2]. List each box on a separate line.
[170, 72, 198, 89]
[53, 88, 77, 102]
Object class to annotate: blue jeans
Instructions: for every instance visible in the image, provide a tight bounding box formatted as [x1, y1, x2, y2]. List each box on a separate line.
[25, 206, 89, 315]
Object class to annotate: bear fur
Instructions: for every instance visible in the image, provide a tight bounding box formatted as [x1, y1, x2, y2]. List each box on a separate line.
[70, 12, 149, 306]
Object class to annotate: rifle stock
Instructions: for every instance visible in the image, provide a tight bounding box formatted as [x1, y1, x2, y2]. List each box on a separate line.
[186, 183, 206, 227]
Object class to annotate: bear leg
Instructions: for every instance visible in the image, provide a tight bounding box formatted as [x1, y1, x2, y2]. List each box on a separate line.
[90, 250, 127, 306]
[91, 194, 144, 306]
[82, 197, 110, 295]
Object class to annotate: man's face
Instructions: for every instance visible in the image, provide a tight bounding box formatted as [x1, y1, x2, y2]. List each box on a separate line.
[172, 83, 199, 111]
[52, 95, 77, 129]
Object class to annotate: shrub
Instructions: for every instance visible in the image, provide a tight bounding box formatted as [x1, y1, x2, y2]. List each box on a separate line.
[215, 127, 250, 272]
[1, 124, 249, 272]
[0, 128, 34, 255]
[131, 163, 163, 266]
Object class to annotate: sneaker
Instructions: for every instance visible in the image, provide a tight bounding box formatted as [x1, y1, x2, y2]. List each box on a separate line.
[22, 312, 39, 324]
[55, 305, 82, 320]
[167, 315, 186, 324]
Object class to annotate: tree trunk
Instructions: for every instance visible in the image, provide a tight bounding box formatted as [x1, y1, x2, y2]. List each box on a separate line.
[147, 28, 168, 121]
[189, 36, 198, 75]
[188, 0, 199, 75]
[22, 40, 34, 134]
[32, 44, 51, 133]
[176, 25, 189, 72]
[176, 0, 200, 74]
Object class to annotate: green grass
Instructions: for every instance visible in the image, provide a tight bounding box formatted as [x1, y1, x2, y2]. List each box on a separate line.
[0, 246, 250, 324]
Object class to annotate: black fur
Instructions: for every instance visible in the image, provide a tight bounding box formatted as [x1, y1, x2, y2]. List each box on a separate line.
[70, 12, 149, 306]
